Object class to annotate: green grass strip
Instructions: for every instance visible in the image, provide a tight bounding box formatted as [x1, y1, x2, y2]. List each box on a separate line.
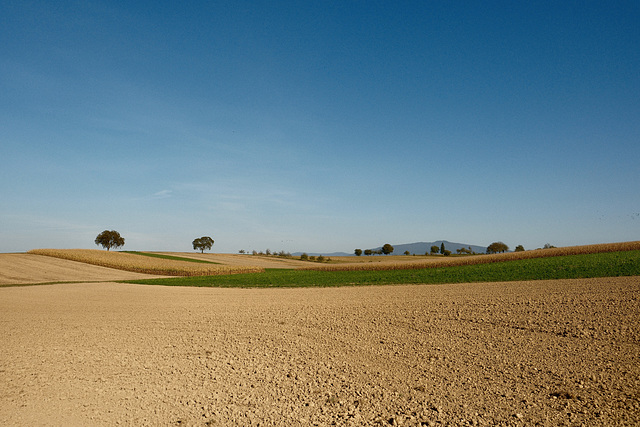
[121, 251, 220, 264]
[120, 250, 640, 288]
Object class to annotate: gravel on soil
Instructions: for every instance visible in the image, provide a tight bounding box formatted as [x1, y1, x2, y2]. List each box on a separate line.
[1, 277, 639, 426]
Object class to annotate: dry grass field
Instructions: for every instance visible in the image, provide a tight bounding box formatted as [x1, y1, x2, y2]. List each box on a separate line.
[27, 249, 264, 277]
[159, 252, 314, 269]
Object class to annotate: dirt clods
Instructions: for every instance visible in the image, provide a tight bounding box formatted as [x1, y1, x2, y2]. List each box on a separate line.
[1, 277, 639, 425]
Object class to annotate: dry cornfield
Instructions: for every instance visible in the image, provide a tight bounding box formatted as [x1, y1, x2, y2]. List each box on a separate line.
[27, 249, 264, 276]
[304, 241, 640, 272]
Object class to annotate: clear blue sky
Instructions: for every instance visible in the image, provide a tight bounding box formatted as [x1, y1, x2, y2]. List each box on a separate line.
[2, 1, 639, 254]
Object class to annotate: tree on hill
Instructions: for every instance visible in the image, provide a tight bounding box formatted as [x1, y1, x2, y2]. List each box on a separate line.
[515, 245, 525, 252]
[192, 236, 214, 253]
[382, 243, 394, 255]
[487, 242, 509, 254]
[95, 230, 125, 251]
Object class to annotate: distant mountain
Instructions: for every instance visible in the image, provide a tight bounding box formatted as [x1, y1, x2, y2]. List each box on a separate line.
[371, 241, 487, 255]
[291, 251, 352, 257]
[293, 241, 487, 257]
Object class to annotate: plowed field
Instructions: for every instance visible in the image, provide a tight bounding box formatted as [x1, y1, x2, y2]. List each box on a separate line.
[1, 276, 638, 426]
[0, 253, 168, 285]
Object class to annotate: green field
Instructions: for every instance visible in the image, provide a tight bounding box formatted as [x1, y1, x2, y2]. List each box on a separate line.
[121, 250, 640, 288]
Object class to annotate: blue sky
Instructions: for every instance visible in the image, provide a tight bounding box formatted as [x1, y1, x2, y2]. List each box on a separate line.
[1, 1, 639, 254]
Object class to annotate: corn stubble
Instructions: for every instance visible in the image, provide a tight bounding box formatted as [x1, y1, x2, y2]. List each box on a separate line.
[28, 249, 263, 276]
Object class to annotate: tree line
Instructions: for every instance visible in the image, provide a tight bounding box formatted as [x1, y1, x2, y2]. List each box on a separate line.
[354, 243, 395, 256]
[354, 242, 452, 256]
[353, 241, 547, 256]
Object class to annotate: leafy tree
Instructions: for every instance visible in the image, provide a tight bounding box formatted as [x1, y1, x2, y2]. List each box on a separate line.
[300, 253, 309, 260]
[430, 245, 439, 255]
[515, 245, 525, 252]
[404, 251, 410, 256]
[192, 236, 214, 253]
[487, 241, 509, 254]
[382, 243, 394, 255]
[443, 249, 451, 256]
[440, 242, 445, 254]
[543, 243, 556, 249]
[354, 249, 363, 256]
[364, 249, 373, 256]
[316, 255, 325, 262]
[95, 230, 125, 251]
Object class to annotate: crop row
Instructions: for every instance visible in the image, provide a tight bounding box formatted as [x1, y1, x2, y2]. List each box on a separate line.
[303, 241, 640, 272]
[28, 249, 264, 276]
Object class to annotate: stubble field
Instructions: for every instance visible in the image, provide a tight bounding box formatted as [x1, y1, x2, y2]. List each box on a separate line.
[0, 249, 639, 425]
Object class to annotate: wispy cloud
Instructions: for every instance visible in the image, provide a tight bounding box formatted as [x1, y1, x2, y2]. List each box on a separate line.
[151, 190, 173, 199]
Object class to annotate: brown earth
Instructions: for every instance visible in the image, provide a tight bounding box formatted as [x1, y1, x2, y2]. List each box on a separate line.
[1, 276, 639, 426]
[0, 253, 169, 285]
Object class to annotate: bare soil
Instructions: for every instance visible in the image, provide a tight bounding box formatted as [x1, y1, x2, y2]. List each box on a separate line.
[1, 276, 639, 426]
[0, 254, 168, 285]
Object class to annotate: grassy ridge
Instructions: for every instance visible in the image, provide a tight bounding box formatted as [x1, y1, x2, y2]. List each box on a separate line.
[28, 249, 263, 276]
[121, 250, 640, 288]
[122, 251, 220, 264]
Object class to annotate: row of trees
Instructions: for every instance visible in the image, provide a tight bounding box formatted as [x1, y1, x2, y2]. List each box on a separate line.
[353, 242, 538, 256]
[240, 249, 293, 258]
[354, 243, 395, 256]
[355, 242, 452, 257]
[481, 242, 553, 253]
